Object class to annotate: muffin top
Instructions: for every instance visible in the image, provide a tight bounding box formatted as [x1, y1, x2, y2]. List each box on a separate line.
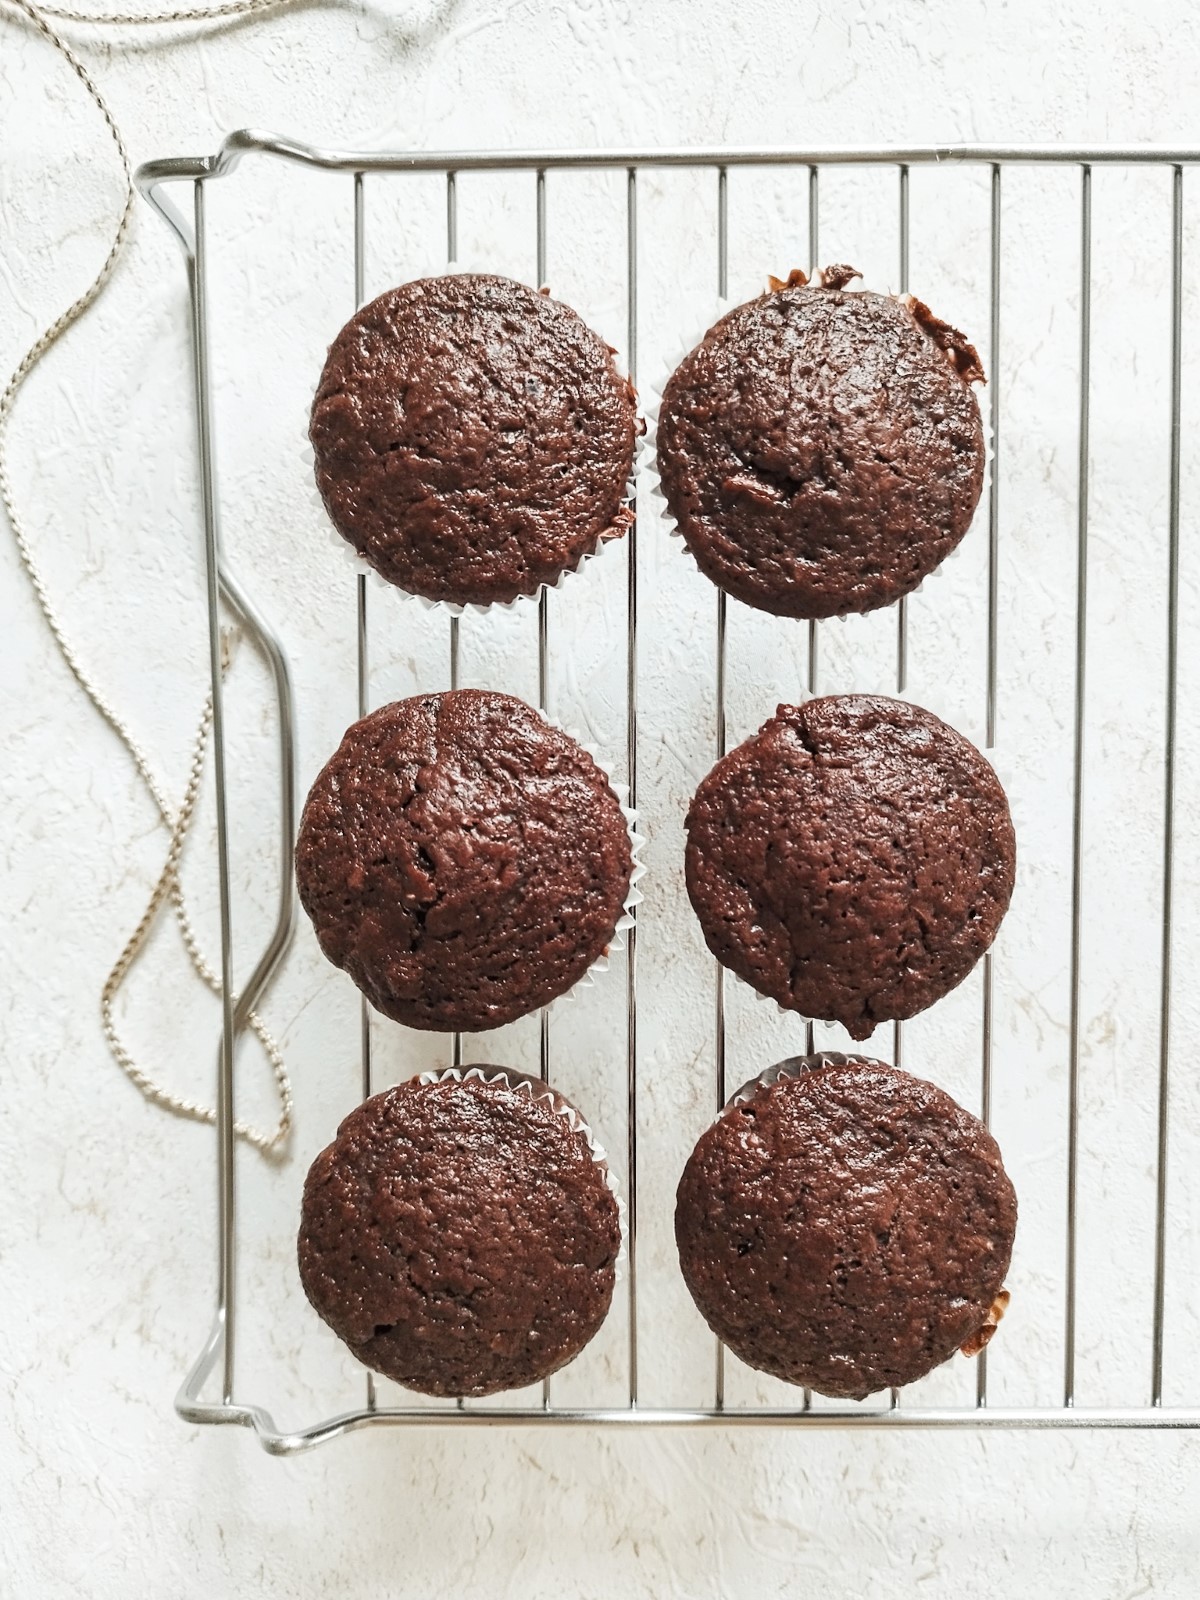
[296, 690, 634, 1032]
[675, 1055, 1016, 1400]
[684, 694, 1015, 1038]
[299, 1072, 622, 1397]
[656, 269, 985, 619]
[310, 273, 639, 606]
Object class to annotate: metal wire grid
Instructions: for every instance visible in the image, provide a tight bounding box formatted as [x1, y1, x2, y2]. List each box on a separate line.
[136, 135, 1198, 1453]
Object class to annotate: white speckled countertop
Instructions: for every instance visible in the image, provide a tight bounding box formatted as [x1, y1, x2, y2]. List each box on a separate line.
[4, 1, 1200, 1593]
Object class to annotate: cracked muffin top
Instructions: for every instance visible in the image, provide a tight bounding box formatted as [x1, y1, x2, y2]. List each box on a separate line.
[299, 1072, 622, 1397]
[655, 267, 985, 619]
[675, 1055, 1016, 1400]
[310, 273, 639, 606]
[296, 689, 634, 1032]
[684, 694, 1015, 1038]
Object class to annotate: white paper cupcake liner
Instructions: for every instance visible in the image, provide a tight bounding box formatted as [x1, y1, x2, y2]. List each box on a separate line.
[723, 1051, 877, 1117]
[983, 747, 1025, 914]
[303, 261, 643, 618]
[645, 268, 985, 619]
[731, 960, 830, 1021]
[416, 1064, 627, 1280]
[539, 709, 646, 1008]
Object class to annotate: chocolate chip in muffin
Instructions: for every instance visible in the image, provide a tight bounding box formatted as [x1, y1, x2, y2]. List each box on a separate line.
[656, 268, 985, 619]
[684, 694, 1015, 1039]
[299, 1072, 622, 1397]
[675, 1054, 1017, 1400]
[311, 273, 639, 606]
[296, 689, 635, 1033]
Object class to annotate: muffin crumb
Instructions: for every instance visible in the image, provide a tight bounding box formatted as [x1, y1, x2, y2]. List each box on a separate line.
[684, 694, 1015, 1036]
[656, 279, 985, 618]
[297, 690, 634, 1032]
[675, 1057, 1017, 1400]
[300, 1074, 621, 1397]
[311, 273, 639, 606]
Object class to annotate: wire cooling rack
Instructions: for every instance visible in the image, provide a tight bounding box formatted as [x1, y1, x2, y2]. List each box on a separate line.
[136, 134, 1200, 1453]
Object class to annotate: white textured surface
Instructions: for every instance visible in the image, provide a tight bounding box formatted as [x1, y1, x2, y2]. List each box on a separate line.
[4, 1, 1200, 1594]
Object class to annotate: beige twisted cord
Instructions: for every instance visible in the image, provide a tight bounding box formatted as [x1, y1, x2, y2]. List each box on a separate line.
[35, 0, 292, 23]
[1, 0, 295, 1154]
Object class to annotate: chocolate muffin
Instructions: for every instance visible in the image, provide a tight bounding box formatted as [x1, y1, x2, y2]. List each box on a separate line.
[656, 266, 986, 619]
[299, 1071, 622, 1397]
[675, 1055, 1016, 1400]
[685, 694, 1015, 1039]
[310, 273, 639, 606]
[296, 689, 635, 1032]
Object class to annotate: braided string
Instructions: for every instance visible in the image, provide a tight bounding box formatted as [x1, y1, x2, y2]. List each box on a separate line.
[36, 0, 293, 24]
[1, 0, 295, 1154]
